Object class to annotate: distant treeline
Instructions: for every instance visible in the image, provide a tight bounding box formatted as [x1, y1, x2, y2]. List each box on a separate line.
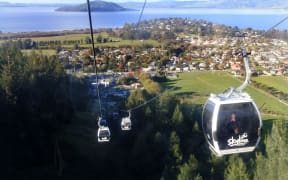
[6, 37, 118, 50]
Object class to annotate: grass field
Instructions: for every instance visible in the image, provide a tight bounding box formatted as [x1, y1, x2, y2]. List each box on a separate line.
[30, 32, 109, 42]
[1, 32, 160, 51]
[29, 33, 160, 48]
[79, 39, 159, 48]
[252, 75, 288, 94]
[163, 71, 288, 116]
[21, 49, 57, 56]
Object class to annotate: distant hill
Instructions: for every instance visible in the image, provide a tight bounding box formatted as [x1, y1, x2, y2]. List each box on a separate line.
[119, 1, 212, 9]
[1, 0, 286, 9]
[55, 0, 133, 12]
[119, 0, 288, 9]
[214, 0, 286, 8]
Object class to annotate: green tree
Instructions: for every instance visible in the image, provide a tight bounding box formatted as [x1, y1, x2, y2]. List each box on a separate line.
[97, 35, 103, 43]
[162, 131, 183, 180]
[171, 104, 184, 126]
[126, 89, 148, 109]
[177, 155, 202, 180]
[254, 153, 268, 180]
[156, 92, 177, 126]
[0, 63, 14, 101]
[74, 43, 79, 49]
[254, 122, 288, 180]
[0, 43, 73, 176]
[224, 155, 249, 180]
[85, 36, 92, 44]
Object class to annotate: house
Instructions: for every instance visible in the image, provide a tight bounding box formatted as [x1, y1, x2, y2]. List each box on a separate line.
[128, 71, 135, 76]
[199, 63, 206, 71]
[231, 63, 242, 71]
[80, 49, 90, 56]
[176, 67, 182, 72]
[183, 66, 190, 72]
[283, 59, 288, 66]
[231, 70, 241, 77]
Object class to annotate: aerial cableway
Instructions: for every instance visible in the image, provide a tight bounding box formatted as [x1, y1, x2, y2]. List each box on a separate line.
[87, 0, 112, 143]
[202, 14, 288, 156]
[86, 0, 151, 142]
[202, 47, 262, 156]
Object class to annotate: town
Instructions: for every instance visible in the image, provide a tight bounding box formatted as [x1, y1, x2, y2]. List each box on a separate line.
[54, 18, 288, 78]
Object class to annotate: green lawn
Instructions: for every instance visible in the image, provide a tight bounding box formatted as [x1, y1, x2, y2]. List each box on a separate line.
[29, 32, 159, 48]
[164, 71, 241, 95]
[30, 32, 109, 42]
[21, 49, 57, 56]
[1, 32, 159, 50]
[163, 71, 288, 116]
[252, 76, 288, 94]
[78, 39, 159, 48]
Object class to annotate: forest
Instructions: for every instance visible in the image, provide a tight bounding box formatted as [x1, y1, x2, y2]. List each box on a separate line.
[0, 42, 288, 179]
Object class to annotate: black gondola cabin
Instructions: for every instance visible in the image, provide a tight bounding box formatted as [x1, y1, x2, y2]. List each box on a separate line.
[202, 91, 262, 156]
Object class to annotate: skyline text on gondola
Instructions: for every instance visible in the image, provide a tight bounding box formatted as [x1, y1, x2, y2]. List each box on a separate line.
[227, 133, 249, 147]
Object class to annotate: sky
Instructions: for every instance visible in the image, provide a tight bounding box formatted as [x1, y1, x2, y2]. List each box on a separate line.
[1, 0, 179, 3]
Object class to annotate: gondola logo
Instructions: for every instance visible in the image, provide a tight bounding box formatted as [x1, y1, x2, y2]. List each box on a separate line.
[227, 133, 249, 147]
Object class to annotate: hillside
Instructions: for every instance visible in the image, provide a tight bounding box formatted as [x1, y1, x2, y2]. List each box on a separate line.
[119, 0, 288, 9]
[55, 0, 132, 12]
[164, 72, 288, 115]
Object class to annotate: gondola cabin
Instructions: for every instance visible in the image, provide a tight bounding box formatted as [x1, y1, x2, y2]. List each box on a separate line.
[121, 111, 132, 131]
[121, 117, 132, 131]
[98, 126, 111, 142]
[202, 91, 262, 156]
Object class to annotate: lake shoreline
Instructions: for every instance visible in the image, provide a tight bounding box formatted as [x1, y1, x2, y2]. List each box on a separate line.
[1, 7, 288, 33]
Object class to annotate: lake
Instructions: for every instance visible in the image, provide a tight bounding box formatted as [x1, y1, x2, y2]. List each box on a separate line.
[1, 6, 288, 33]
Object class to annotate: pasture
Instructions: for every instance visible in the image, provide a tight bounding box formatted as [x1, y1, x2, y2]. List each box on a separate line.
[252, 75, 288, 94]
[163, 71, 288, 116]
